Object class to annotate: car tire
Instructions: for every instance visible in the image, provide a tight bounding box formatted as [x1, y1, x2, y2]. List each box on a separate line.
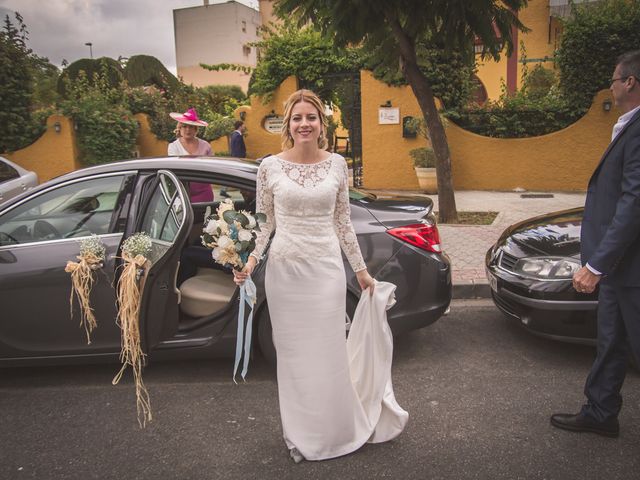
[257, 293, 359, 366]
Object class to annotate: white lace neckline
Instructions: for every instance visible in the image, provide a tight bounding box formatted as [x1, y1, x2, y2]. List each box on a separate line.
[275, 154, 335, 188]
[274, 152, 334, 166]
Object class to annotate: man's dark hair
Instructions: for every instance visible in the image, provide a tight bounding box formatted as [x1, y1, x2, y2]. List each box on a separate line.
[616, 50, 640, 80]
[234, 120, 244, 130]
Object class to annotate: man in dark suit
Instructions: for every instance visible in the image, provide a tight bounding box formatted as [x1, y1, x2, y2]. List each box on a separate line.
[551, 50, 640, 438]
[230, 120, 247, 158]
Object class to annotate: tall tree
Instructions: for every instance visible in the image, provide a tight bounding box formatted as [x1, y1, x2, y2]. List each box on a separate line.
[275, 0, 528, 222]
[0, 13, 35, 153]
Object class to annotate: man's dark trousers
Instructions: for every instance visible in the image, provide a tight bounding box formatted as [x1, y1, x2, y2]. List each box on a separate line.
[583, 281, 640, 421]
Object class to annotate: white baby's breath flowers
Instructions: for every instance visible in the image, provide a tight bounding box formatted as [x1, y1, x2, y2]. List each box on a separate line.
[122, 232, 152, 258]
[79, 234, 106, 260]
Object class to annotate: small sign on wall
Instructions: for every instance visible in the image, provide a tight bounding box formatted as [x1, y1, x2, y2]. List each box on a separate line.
[378, 107, 400, 124]
[263, 115, 285, 134]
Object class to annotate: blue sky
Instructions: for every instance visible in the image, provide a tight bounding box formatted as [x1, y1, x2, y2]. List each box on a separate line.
[0, 0, 259, 74]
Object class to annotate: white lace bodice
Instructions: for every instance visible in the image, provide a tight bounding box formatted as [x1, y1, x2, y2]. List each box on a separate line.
[251, 153, 366, 272]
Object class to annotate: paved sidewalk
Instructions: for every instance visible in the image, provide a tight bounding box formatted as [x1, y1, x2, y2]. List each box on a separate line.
[367, 190, 586, 299]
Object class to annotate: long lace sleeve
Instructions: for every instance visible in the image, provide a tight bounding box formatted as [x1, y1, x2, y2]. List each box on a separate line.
[251, 160, 276, 263]
[334, 158, 366, 272]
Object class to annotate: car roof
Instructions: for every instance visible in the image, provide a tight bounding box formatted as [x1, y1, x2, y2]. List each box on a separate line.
[54, 156, 260, 182]
[0, 155, 32, 176]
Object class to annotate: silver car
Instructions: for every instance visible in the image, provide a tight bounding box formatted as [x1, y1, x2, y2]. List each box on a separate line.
[0, 156, 38, 205]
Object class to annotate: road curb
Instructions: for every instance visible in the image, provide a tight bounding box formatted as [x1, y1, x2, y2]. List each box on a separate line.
[453, 281, 492, 299]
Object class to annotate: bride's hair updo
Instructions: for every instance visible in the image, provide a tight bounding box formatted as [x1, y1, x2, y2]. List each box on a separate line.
[281, 89, 328, 151]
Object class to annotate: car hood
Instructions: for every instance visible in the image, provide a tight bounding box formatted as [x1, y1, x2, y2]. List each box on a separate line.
[358, 192, 434, 228]
[498, 207, 584, 257]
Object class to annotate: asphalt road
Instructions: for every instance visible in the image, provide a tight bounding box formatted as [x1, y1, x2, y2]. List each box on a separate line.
[1, 300, 639, 480]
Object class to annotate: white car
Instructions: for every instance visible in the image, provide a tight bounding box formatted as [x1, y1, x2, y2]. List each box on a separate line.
[0, 156, 38, 205]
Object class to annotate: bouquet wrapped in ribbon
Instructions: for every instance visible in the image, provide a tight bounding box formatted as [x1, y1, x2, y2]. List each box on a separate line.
[201, 199, 266, 381]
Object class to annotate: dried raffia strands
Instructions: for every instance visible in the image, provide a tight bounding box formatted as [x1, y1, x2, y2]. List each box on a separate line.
[64, 252, 103, 344]
[112, 252, 152, 428]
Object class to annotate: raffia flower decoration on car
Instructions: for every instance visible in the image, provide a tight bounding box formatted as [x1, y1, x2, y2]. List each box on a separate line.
[201, 198, 266, 270]
[64, 234, 106, 344]
[114, 231, 153, 427]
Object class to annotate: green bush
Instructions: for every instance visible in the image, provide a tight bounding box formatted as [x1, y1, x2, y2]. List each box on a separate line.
[123, 54, 179, 91]
[409, 147, 436, 168]
[202, 111, 235, 141]
[60, 70, 138, 165]
[556, 0, 640, 115]
[57, 57, 123, 98]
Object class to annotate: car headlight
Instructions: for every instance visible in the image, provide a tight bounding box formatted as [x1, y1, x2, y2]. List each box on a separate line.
[513, 257, 581, 279]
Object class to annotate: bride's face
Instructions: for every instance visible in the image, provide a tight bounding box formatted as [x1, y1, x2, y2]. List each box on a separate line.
[288, 101, 322, 147]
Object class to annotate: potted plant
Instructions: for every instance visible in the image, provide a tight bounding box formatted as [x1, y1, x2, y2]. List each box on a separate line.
[410, 147, 437, 193]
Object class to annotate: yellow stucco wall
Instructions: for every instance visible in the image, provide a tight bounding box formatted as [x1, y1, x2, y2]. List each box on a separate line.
[476, 56, 507, 103]
[361, 70, 616, 191]
[447, 90, 615, 191]
[518, 0, 556, 81]
[236, 75, 299, 159]
[360, 70, 422, 190]
[135, 113, 168, 157]
[4, 115, 80, 182]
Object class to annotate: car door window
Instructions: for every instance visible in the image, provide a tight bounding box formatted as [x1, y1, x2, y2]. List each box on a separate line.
[138, 173, 187, 263]
[0, 160, 19, 184]
[0, 174, 126, 246]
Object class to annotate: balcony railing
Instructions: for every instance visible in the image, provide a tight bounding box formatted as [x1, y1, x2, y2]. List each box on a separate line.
[549, 0, 600, 18]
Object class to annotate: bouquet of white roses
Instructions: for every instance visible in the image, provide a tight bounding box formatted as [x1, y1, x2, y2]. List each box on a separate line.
[201, 198, 266, 270]
[201, 198, 266, 382]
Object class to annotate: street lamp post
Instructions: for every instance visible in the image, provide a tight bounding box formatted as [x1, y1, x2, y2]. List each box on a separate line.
[84, 42, 93, 59]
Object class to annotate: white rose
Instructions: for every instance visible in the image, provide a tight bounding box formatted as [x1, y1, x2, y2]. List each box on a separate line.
[211, 247, 221, 261]
[238, 229, 253, 242]
[218, 235, 233, 249]
[204, 219, 218, 235]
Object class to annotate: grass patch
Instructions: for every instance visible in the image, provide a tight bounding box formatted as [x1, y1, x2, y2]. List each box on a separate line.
[436, 211, 498, 225]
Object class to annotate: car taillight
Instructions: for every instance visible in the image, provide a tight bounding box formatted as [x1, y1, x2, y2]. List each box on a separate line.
[387, 223, 442, 253]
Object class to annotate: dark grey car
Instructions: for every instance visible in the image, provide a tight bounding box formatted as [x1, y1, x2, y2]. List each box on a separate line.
[0, 157, 451, 366]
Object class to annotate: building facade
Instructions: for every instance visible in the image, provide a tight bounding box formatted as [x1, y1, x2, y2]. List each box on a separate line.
[174, 1, 261, 91]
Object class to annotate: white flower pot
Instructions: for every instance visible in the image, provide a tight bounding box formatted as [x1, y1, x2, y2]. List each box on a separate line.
[415, 167, 437, 193]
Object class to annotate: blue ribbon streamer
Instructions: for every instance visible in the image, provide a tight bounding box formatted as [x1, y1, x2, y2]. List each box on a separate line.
[233, 276, 257, 383]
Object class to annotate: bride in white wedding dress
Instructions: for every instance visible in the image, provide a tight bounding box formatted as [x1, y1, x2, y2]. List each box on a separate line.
[233, 89, 407, 462]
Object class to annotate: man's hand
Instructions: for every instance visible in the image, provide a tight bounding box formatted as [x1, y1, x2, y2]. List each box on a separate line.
[572, 266, 601, 294]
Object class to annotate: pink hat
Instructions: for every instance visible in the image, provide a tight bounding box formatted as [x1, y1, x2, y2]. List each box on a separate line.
[169, 107, 208, 127]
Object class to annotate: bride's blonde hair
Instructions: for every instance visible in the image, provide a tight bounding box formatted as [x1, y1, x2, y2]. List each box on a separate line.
[281, 89, 328, 151]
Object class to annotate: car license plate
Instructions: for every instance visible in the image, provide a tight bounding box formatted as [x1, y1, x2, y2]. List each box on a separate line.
[486, 270, 498, 292]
